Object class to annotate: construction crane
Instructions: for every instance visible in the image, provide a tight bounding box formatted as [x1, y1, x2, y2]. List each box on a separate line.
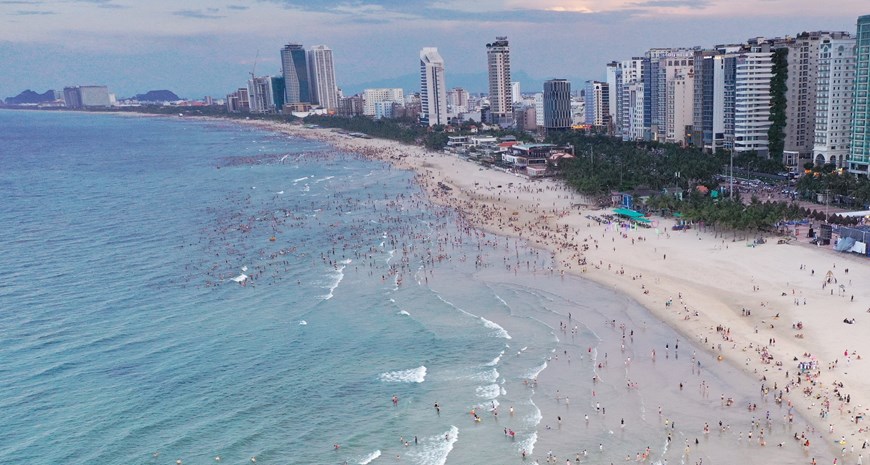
[250, 49, 259, 80]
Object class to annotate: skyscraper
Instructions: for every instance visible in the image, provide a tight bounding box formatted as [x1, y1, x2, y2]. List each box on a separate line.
[814, 33, 856, 169]
[849, 15, 870, 175]
[781, 33, 824, 161]
[486, 37, 512, 126]
[543, 79, 571, 132]
[281, 43, 311, 107]
[308, 45, 338, 111]
[248, 76, 275, 114]
[605, 61, 623, 136]
[584, 81, 609, 127]
[420, 47, 448, 127]
[511, 82, 522, 104]
[692, 49, 719, 149]
[733, 39, 774, 155]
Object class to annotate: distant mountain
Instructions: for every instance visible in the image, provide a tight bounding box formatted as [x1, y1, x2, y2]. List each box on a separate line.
[342, 70, 586, 96]
[131, 90, 180, 102]
[4, 89, 56, 105]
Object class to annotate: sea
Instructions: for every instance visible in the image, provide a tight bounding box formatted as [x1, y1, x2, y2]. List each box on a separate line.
[0, 110, 832, 465]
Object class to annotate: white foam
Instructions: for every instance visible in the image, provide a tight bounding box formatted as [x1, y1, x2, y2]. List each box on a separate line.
[407, 426, 458, 465]
[479, 367, 499, 383]
[315, 175, 335, 183]
[299, 320, 307, 326]
[397, 310, 410, 316]
[292, 176, 308, 183]
[321, 264, 346, 300]
[524, 361, 547, 380]
[517, 431, 537, 456]
[485, 350, 505, 367]
[475, 383, 501, 400]
[480, 317, 512, 339]
[230, 273, 248, 283]
[434, 295, 511, 339]
[379, 366, 426, 383]
[358, 449, 380, 465]
[527, 399, 543, 426]
[276, 190, 284, 194]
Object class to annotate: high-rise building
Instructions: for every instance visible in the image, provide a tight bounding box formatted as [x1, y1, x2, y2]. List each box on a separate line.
[733, 39, 774, 155]
[620, 58, 646, 141]
[543, 79, 572, 132]
[781, 33, 825, 161]
[308, 45, 338, 111]
[63, 87, 82, 109]
[511, 81, 522, 103]
[486, 37, 513, 126]
[270, 76, 285, 110]
[363, 88, 404, 116]
[656, 49, 696, 142]
[226, 87, 250, 113]
[849, 15, 870, 174]
[814, 33, 856, 168]
[534, 93, 545, 128]
[666, 73, 694, 144]
[420, 47, 448, 126]
[63, 86, 110, 108]
[712, 50, 739, 152]
[605, 61, 623, 136]
[584, 81, 609, 127]
[281, 43, 311, 106]
[447, 87, 469, 115]
[645, 48, 670, 140]
[691, 50, 719, 149]
[248, 76, 276, 114]
[338, 95, 364, 117]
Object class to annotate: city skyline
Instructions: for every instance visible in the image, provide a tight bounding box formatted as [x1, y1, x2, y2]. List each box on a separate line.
[0, 0, 867, 99]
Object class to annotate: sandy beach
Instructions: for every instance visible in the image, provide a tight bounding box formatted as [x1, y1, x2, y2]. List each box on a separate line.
[234, 118, 870, 462]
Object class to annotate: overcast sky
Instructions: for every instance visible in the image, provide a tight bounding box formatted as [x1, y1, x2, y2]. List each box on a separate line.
[1, 0, 867, 99]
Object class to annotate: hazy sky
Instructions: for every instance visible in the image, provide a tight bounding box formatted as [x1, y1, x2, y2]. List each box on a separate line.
[1, 0, 867, 99]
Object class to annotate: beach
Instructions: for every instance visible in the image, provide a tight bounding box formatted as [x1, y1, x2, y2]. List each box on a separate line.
[237, 118, 870, 463]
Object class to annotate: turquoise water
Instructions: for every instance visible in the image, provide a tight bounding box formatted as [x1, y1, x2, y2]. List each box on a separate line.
[0, 111, 829, 465]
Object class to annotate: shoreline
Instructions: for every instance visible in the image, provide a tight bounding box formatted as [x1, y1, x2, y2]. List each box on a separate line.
[215, 116, 869, 461]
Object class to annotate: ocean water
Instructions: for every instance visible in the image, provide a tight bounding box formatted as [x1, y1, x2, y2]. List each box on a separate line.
[0, 111, 830, 465]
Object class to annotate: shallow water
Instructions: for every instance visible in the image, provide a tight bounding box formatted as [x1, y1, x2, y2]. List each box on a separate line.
[0, 110, 830, 465]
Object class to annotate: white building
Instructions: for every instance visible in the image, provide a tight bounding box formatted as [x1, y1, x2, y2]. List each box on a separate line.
[733, 43, 774, 155]
[363, 88, 404, 116]
[420, 47, 448, 126]
[813, 33, 856, 167]
[447, 87, 469, 116]
[63, 85, 111, 108]
[308, 45, 339, 111]
[605, 61, 623, 136]
[248, 76, 275, 113]
[624, 81, 645, 141]
[534, 93, 544, 128]
[511, 81, 522, 103]
[620, 58, 645, 141]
